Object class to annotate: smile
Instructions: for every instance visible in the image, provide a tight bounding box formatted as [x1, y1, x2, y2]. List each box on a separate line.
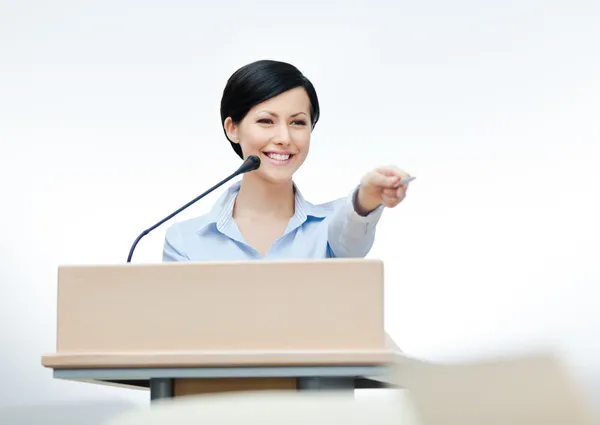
[262, 151, 295, 165]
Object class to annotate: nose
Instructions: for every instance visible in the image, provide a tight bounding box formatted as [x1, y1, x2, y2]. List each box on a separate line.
[272, 123, 292, 146]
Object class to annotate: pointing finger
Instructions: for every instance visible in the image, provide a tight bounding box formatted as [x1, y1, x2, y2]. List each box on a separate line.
[376, 165, 411, 179]
[369, 172, 399, 189]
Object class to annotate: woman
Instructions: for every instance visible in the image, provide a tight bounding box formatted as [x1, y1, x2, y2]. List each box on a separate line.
[163, 60, 413, 261]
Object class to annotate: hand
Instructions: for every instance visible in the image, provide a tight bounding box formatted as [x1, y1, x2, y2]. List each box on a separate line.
[355, 165, 412, 215]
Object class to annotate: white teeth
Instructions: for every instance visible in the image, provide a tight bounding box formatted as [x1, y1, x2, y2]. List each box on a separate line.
[266, 153, 290, 161]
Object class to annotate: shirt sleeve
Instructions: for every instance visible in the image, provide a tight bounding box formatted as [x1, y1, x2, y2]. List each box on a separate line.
[327, 186, 384, 258]
[162, 224, 190, 262]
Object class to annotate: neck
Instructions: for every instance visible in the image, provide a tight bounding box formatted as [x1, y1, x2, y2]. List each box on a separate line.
[233, 173, 295, 219]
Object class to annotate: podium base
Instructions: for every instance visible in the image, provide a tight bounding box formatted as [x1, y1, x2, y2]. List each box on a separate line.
[147, 376, 386, 400]
[149, 377, 359, 400]
[48, 363, 394, 403]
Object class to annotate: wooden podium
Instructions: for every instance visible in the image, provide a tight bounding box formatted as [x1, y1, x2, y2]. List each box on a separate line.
[41, 259, 401, 401]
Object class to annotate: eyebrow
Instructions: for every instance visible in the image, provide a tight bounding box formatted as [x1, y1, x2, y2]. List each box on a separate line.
[258, 111, 308, 118]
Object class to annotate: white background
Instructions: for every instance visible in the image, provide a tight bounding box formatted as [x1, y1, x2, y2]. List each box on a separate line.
[1, 0, 599, 423]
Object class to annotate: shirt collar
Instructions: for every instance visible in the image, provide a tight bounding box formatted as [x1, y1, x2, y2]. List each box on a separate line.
[197, 180, 327, 234]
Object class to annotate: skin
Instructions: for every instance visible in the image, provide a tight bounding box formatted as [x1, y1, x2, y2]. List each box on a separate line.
[223, 87, 411, 255]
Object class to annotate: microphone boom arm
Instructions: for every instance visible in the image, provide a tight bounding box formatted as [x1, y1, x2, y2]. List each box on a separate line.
[126, 155, 260, 263]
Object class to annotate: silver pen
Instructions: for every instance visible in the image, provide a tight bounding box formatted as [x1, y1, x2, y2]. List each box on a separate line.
[396, 176, 416, 186]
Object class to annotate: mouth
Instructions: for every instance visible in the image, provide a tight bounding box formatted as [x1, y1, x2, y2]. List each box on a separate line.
[262, 151, 295, 165]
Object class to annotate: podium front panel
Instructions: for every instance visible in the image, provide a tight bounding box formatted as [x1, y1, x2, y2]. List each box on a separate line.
[53, 259, 386, 355]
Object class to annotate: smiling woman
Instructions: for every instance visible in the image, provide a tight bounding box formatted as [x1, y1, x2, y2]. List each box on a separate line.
[162, 59, 414, 260]
[223, 86, 313, 183]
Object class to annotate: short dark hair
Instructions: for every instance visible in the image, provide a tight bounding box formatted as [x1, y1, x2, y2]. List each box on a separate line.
[220, 60, 320, 159]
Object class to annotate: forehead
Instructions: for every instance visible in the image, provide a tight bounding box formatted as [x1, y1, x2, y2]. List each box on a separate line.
[251, 87, 311, 115]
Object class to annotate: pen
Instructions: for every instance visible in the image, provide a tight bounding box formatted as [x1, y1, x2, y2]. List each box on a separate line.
[396, 176, 416, 187]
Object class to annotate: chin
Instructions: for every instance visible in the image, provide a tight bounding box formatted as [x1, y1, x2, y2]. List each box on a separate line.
[253, 153, 305, 184]
[257, 170, 296, 185]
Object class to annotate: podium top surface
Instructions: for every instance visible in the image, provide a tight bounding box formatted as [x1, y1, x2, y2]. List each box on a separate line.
[57, 258, 383, 270]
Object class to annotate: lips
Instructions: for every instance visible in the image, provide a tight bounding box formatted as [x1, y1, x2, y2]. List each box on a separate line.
[262, 151, 295, 165]
[265, 152, 291, 161]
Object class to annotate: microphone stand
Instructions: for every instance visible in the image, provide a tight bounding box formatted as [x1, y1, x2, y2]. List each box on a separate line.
[126, 155, 261, 263]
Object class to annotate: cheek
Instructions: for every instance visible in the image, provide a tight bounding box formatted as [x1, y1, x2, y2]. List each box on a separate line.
[240, 127, 267, 152]
[292, 130, 311, 151]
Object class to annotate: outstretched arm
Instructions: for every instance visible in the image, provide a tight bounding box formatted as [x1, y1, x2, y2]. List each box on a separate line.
[327, 165, 413, 258]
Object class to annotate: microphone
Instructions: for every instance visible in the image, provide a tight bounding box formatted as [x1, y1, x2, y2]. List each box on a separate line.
[126, 155, 261, 262]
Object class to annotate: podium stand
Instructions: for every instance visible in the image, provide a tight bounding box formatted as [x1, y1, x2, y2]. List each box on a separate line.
[41, 259, 401, 401]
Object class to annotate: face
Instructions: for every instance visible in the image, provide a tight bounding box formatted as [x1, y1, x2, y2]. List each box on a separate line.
[224, 87, 312, 184]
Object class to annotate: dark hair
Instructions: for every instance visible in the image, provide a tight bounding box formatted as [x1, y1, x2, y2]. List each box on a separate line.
[220, 60, 320, 159]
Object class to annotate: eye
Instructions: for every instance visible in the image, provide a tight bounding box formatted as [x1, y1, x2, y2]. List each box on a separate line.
[292, 120, 307, 126]
[257, 118, 273, 124]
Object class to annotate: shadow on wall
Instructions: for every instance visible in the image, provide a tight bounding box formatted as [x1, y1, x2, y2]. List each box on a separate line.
[0, 400, 140, 425]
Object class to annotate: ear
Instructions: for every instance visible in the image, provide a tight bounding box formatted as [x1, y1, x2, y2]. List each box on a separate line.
[223, 117, 239, 144]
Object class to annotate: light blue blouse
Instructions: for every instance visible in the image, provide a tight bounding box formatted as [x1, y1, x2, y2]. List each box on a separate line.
[162, 181, 383, 262]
